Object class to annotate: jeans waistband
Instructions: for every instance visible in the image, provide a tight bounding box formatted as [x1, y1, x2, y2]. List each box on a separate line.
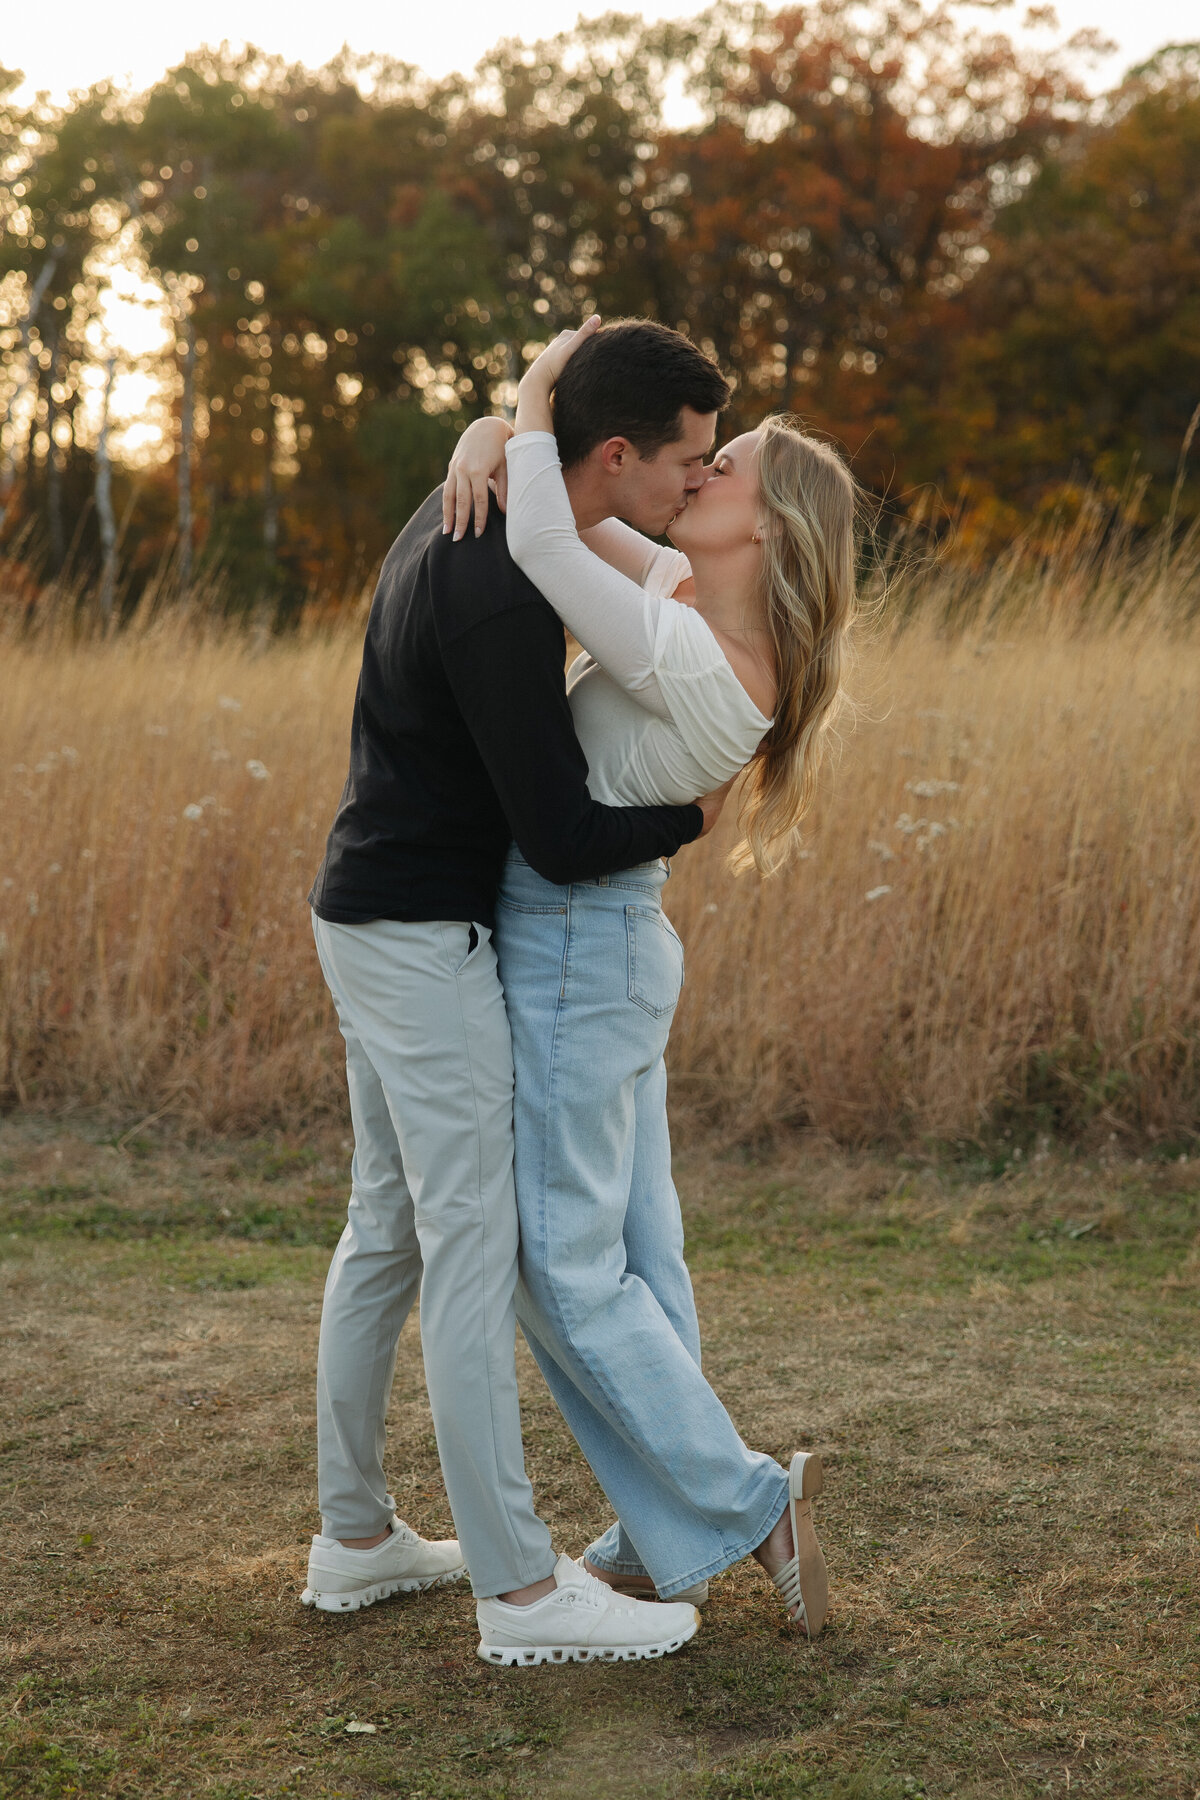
[506, 847, 668, 895]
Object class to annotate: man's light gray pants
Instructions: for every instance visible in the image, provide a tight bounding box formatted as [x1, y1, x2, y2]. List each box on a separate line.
[311, 911, 556, 1599]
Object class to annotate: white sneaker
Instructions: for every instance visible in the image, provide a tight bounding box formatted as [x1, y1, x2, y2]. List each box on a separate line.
[476, 1554, 700, 1667]
[301, 1516, 466, 1613]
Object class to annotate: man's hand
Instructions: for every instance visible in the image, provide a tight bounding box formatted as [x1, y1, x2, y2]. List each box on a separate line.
[696, 775, 736, 838]
[443, 416, 513, 540]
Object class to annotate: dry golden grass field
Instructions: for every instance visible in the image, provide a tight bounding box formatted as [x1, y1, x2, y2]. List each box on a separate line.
[1, 525, 1198, 1798]
[1, 1119, 1198, 1799]
[2, 524, 1199, 1149]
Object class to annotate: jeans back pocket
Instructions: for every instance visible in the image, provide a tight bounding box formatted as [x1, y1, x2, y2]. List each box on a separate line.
[626, 904, 684, 1018]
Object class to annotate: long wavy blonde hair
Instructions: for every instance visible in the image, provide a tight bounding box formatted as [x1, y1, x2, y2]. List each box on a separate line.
[733, 416, 860, 876]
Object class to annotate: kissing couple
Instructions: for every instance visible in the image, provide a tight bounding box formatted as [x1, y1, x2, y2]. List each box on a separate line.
[302, 316, 858, 1666]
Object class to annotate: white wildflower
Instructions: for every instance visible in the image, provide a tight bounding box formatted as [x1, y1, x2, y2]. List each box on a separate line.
[868, 839, 895, 862]
[246, 760, 270, 780]
[865, 885, 892, 902]
[218, 695, 242, 711]
[146, 724, 169, 737]
[28, 893, 38, 916]
[47, 862, 61, 875]
[60, 746, 79, 765]
[183, 804, 204, 821]
[703, 902, 719, 914]
[906, 779, 960, 799]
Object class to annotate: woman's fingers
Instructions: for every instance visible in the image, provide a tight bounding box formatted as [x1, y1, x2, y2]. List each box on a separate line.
[523, 315, 602, 387]
[452, 470, 475, 542]
[492, 462, 509, 514]
[549, 315, 601, 374]
[471, 471, 491, 538]
[449, 470, 494, 540]
[443, 416, 514, 536]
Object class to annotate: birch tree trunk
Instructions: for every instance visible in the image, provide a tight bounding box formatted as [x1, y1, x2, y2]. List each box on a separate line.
[45, 327, 65, 575]
[178, 314, 196, 589]
[0, 254, 62, 538]
[260, 325, 279, 568]
[95, 357, 118, 623]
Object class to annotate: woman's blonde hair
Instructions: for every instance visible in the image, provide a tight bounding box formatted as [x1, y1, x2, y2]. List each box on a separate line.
[733, 415, 859, 876]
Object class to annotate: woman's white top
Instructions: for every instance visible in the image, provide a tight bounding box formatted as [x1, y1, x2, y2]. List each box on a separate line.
[504, 431, 773, 808]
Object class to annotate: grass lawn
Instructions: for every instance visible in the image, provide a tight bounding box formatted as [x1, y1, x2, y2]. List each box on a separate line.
[1, 1117, 1197, 1799]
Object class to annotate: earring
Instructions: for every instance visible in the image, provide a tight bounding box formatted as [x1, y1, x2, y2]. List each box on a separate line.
[751, 532, 761, 544]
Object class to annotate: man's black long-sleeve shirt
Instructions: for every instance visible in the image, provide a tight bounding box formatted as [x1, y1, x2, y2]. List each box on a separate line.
[309, 490, 703, 928]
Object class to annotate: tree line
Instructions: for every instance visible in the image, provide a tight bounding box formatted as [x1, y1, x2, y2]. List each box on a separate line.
[1, 1, 1198, 617]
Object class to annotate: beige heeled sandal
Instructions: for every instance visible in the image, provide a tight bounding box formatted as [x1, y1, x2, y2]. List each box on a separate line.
[611, 1575, 710, 1605]
[771, 1451, 828, 1637]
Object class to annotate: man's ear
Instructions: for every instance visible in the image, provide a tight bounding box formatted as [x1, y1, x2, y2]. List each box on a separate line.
[598, 436, 632, 477]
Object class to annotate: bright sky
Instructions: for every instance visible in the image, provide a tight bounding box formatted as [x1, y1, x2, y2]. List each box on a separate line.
[8, 0, 1197, 106]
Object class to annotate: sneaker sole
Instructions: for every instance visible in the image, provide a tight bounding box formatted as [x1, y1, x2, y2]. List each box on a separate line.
[301, 1565, 466, 1612]
[476, 1613, 699, 1667]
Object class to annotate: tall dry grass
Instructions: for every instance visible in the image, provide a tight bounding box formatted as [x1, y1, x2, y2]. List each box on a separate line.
[2, 523, 1198, 1146]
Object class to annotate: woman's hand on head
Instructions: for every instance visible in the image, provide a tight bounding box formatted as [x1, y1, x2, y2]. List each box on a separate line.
[522, 315, 601, 390]
[443, 415, 513, 540]
[514, 315, 601, 434]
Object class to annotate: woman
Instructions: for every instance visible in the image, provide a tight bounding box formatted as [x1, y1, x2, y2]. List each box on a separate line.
[442, 318, 858, 1638]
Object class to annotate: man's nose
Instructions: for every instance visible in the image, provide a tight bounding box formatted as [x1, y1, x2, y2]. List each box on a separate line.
[683, 467, 709, 492]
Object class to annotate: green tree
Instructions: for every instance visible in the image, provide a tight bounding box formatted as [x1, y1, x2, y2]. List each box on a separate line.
[0, 76, 137, 575]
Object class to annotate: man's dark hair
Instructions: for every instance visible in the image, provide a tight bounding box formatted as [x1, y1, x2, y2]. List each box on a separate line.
[552, 319, 730, 469]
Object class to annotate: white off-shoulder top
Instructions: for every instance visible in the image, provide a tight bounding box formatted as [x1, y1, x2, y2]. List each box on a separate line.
[504, 432, 773, 808]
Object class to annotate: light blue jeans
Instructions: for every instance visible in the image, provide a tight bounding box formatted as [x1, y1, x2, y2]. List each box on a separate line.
[494, 846, 789, 1599]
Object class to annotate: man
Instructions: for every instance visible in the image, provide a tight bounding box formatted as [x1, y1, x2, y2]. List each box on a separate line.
[302, 320, 731, 1666]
